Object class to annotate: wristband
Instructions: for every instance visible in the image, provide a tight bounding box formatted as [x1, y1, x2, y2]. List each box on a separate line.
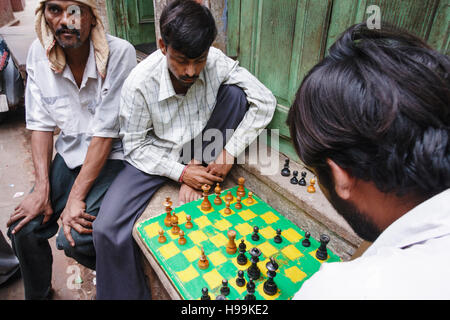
[179, 165, 188, 183]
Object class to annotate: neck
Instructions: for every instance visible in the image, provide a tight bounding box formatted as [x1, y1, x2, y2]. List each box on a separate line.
[353, 180, 423, 232]
[64, 40, 90, 68]
[169, 70, 189, 95]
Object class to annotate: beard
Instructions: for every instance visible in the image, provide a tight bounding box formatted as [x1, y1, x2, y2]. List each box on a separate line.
[55, 27, 82, 49]
[317, 168, 382, 242]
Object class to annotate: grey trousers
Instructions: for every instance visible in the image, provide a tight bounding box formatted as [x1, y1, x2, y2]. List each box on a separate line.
[94, 84, 248, 299]
[0, 230, 19, 285]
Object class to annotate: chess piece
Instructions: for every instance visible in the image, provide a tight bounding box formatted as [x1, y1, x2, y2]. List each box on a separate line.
[201, 184, 212, 211]
[302, 231, 311, 247]
[298, 171, 307, 186]
[247, 247, 262, 280]
[215, 294, 226, 300]
[225, 191, 234, 203]
[235, 196, 242, 210]
[224, 200, 232, 215]
[290, 170, 299, 184]
[251, 226, 260, 241]
[281, 159, 290, 176]
[246, 192, 254, 204]
[220, 279, 230, 296]
[263, 257, 279, 296]
[201, 287, 211, 300]
[226, 230, 237, 255]
[316, 234, 330, 260]
[163, 197, 173, 227]
[273, 228, 282, 244]
[237, 177, 246, 198]
[214, 183, 222, 205]
[236, 270, 246, 287]
[158, 229, 167, 243]
[185, 214, 193, 229]
[178, 230, 187, 245]
[236, 239, 248, 265]
[198, 246, 209, 269]
[244, 277, 256, 300]
[307, 178, 316, 193]
[170, 212, 180, 235]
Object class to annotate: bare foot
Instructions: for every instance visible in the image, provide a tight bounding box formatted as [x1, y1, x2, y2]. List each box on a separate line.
[179, 183, 203, 204]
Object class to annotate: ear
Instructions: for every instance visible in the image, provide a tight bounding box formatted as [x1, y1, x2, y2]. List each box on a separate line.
[326, 159, 354, 200]
[159, 38, 167, 55]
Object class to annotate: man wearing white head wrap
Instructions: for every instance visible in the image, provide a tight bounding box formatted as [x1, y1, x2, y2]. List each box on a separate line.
[6, 0, 136, 299]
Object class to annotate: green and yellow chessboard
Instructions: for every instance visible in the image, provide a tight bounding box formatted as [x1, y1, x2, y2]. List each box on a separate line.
[136, 185, 341, 300]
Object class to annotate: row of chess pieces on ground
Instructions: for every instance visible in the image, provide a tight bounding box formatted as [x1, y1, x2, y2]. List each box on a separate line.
[281, 159, 316, 193]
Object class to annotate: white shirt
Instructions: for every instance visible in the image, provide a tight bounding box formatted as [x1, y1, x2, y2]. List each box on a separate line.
[119, 47, 276, 181]
[293, 189, 450, 300]
[25, 35, 137, 169]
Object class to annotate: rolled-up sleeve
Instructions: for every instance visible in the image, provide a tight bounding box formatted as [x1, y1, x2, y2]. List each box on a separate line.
[222, 64, 277, 158]
[91, 43, 137, 138]
[119, 77, 185, 182]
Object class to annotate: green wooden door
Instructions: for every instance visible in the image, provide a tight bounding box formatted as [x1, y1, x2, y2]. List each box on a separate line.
[106, 0, 156, 46]
[227, 0, 449, 162]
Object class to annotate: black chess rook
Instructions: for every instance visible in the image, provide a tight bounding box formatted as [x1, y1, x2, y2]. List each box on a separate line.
[315, 234, 330, 260]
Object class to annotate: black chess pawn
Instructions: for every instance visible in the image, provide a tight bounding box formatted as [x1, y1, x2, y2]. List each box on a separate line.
[236, 270, 246, 287]
[281, 159, 290, 176]
[247, 247, 262, 280]
[215, 294, 226, 300]
[237, 239, 248, 265]
[274, 228, 282, 244]
[244, 277, 256, 300]
[263, 257, 279, 296]
[316, 234, 330, 260]
[201, 287, 211, 300]
[298, 171, 307, 186]
[290, 170, 299, 184]
[220, 279, 230, 296]
[251, 226, 260, 241]
[302, 231, 311, 247]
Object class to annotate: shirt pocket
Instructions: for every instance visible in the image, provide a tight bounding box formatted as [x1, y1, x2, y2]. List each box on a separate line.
[41, 95, 73, 131]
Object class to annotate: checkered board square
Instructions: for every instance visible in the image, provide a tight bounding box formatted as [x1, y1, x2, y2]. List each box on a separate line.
[136, 186, 341, 300]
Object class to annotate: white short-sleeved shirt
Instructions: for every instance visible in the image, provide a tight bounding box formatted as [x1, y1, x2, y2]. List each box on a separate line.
[293, 189, 450, 300]
[25, 34, 137, 169]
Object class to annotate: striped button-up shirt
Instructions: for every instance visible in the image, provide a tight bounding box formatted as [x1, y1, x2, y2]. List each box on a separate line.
[119, 47, 276, 181]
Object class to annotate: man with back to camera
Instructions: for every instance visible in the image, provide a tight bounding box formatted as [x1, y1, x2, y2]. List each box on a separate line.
[93, 0, 277, 299]
[6, 0, 136, 299]
[287, 23, 450, 299]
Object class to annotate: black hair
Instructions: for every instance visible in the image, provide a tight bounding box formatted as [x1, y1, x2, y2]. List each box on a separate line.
[287, 23, 450, 200]
[160, 0, 217, 59]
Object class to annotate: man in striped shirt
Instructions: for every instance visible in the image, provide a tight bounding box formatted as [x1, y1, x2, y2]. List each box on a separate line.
[93, 0, 276, 299]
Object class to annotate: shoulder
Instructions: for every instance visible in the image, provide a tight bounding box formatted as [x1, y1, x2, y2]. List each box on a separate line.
[205, 46, 238, 70]
[27, 39, 46, 63]
[295, 240, 450, 299]
[123, 49, 165, 90]
[106, 34, 136, 59]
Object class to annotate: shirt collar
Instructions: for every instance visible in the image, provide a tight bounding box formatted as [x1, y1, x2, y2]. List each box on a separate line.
[363, 188, 450, 256]
[61, 40, 98, 86]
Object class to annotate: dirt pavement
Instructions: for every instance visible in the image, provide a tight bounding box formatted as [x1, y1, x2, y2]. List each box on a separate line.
[0, 108, 96, 300]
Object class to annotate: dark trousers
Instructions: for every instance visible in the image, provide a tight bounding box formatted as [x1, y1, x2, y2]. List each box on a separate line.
[94, 84, 248, 299]
[7, 154, 124, 299]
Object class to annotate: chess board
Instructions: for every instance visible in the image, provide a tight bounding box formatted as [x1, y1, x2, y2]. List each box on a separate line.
[136, 186, 341, 300]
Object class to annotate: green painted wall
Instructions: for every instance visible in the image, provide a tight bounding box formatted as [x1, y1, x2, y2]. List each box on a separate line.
[106, 0, 156, 46]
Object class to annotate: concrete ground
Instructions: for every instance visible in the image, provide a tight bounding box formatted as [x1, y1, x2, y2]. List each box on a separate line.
[0, 102, 96, 301]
